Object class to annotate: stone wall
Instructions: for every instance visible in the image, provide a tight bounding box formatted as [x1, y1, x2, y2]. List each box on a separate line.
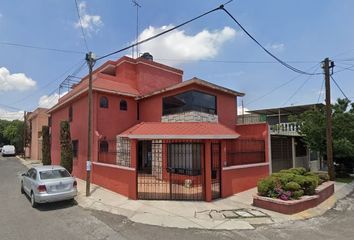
[116, 137, 131, 167]
[161, 111, 218, 123]
[151, 140, 163, 179]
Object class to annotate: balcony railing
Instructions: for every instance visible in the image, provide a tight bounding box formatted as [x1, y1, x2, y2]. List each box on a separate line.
[270, 122, 300, 136]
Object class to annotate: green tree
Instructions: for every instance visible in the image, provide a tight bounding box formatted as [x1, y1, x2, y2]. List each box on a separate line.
[2, 120, 24, 153]
[294, 98, 354, 163]
[60, 121, 73, 173]
[42, 126, 51, 165]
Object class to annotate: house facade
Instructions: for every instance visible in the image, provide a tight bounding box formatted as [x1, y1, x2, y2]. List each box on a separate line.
[25, 108, 49, 161]
[48, 54, 270, 201]
[238, 104, 324, 173]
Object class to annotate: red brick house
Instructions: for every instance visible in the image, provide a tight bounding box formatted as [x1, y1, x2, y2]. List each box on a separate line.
[48, 54, 269, 202]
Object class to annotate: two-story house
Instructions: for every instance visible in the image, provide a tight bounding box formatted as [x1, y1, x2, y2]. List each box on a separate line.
[48, 54, 270, 202]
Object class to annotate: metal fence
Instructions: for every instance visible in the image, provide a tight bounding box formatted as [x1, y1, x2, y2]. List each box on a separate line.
[226, 139, 266, 166]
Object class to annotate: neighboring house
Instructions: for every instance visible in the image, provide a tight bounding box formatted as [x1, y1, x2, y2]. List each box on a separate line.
[48, 54, 270, 202]
[26, 108, 49, 161]
[238, 104, 324, 173]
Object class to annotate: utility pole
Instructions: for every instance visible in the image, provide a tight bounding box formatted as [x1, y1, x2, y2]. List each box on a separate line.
[322, 58, 335, 180]
[23, 110, 27, 158]
[85, 52, 96, 196]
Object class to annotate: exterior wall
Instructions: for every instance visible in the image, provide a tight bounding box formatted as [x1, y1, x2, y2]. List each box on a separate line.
[51, 95, 90, 179]
[161, 111, 218, 123]
[28, 109, 48, 160]
[91, 162, 136, 199]
[221, 123, 270, 197]
[116, 137, 131, 167]
[139, 84, 237, 129]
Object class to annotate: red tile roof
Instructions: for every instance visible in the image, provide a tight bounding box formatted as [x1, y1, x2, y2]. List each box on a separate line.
[119, 122, 240, 139]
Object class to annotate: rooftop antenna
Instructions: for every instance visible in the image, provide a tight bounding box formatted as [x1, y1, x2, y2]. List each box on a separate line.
[132, 0, 141, 58]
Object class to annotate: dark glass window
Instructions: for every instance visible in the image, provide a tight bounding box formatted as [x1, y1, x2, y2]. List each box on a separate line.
[68, 106, 73, 122]
[120, 99, 127, 111]
[72, 140, 79, 158]
[48, 116, 52, 127]
[167, 143, 202, 176]
[163, 90, 216, 115]
[100, 96, 109, 108]
[100, 140, 109, 153]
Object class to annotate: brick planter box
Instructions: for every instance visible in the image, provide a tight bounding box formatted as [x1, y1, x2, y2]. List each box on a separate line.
[253, 181, 335, 215]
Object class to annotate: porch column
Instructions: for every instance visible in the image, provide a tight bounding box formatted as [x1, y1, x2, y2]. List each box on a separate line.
[291, 137, 296, 168]
[205, 140, 212, 202]
[129, 139, 137, 200]
[220, 140, 227, 198]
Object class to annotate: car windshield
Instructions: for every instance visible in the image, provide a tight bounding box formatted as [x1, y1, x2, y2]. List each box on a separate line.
[39, 169, 71, 180]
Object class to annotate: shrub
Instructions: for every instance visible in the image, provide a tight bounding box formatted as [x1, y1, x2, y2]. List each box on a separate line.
[285, 181, 301, 191]
[292, 189, 304, 199]
[60, 121, 73, 174]
[257, 177, 276, 196]
[271, 173, 296, 187]
[293, 175, 319, 195]
[314, 171, 330, 184]
[42, 126, 51, 165]
[281, 167, 307, 175]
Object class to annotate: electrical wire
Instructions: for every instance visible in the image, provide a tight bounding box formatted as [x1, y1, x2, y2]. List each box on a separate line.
[74, 0, 89, 52]
[0, 41, 84, 55]
[219, 5, 321, 76]
[154, 58, 320, 64]
[246, 63, 321, 106]
[282, 66, 319, 106]
[96, 4, 224, 61]
[12, 60, 86, 105]
[331, 75, 349, 100]
[317, 79, 325, 103]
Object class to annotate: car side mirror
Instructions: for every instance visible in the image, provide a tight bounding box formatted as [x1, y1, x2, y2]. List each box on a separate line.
[21, 173, 26, 177]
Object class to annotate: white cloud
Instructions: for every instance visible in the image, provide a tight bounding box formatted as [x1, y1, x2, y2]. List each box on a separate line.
[0, 67, 36, 91]
[0, 108, 23, 121]
[269, 43, 285, 52]
[75, 1, 102, 33]
[136, 25, 236, 65]
[38, 91, 67, 109]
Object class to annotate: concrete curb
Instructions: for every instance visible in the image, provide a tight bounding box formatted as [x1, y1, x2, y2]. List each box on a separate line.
[13, 156, 354, 230]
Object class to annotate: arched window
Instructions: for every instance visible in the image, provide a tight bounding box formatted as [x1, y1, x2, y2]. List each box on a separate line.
[68, 106, 73, 122]
[99, 140, 109, 153]
[120, 99, 127, 111]
[100, 96, 109, 108]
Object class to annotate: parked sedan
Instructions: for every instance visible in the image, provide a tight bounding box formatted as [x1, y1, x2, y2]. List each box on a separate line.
[1, 145, 16, 156]
[21, 165, 77, 207]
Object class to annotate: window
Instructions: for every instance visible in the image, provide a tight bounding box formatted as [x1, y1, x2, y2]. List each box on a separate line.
[120, 99, 127, 111]
[100, 140, 109, 153]
[28, 168, 37, 180]
[72, 140, 79, 158]
[100, 96, 109, 108]
[163, 90, 216, 115]
[167, 143, 202, 176]
[68, 106, 73, 122]
[39, 169, 71, 180]
[48, 116, 52, 127]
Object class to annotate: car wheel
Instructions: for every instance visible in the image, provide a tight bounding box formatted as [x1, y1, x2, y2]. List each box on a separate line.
[30, 192, 37, 208]
[21, 182, 24, 194]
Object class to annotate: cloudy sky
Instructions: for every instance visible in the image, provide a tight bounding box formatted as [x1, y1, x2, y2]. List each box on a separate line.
[1, 0, 354, 120]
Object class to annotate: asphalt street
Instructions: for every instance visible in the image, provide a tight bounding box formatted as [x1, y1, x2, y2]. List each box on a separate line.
[1, 155, 354, 240]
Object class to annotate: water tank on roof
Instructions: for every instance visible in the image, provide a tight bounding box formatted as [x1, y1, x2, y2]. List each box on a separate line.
[141, 52, 153, 61]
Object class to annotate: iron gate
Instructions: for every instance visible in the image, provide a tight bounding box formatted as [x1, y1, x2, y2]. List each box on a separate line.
[211, 143, 221, 199]
[137, 140, 205, 201]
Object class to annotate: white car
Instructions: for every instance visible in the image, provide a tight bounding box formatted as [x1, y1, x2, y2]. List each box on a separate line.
[21, 165, 77, 207]
[1, 145, 16, 156]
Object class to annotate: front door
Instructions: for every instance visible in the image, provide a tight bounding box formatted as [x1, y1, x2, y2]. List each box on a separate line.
[138, 141, 152, 173]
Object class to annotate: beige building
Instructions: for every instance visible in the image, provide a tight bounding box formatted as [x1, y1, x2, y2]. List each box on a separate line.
[26, 108, 49, 161]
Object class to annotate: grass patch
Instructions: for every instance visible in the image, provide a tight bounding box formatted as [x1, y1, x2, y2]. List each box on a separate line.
[335, 176, 354, 183]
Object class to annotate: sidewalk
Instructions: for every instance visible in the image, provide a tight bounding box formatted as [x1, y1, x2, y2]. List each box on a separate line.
[16, 157, 354, 230]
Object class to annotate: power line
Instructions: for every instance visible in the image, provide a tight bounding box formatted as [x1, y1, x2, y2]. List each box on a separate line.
[317, 78, 325, 103]
[0, 103, 24, 112]
[0, 41, 85, 54]
[154, 58, 320, 64]
[96, 4, 224, 61]
[246, 63, 320, 106]
[219, 5, 321, 76]
[12, 60, 86, 105]
[333, 64, 354, 74]
[282, 66, 319, 106]
[331, 75, 349, 100]
[74, 0, 89, 52]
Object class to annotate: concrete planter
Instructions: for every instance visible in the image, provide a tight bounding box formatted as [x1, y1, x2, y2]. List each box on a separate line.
[253, 181, 335, 214]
